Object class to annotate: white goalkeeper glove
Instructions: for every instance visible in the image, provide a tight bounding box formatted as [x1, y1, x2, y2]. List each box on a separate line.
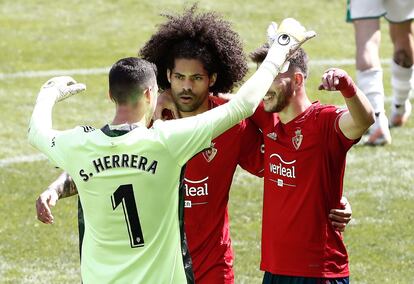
[263, 18, 316, 74]
[37, 76, 86, 103]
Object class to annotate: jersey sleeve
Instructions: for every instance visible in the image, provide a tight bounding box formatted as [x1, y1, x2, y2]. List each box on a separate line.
[153, 86, 270, 167]
[319, 105, 355, 152]
[153, 118, 214, 166]
[153, 63, 282, 166]
[250, 103, 276, 131]
[28, 93, 77, 168]
[238, 119, 264, 177]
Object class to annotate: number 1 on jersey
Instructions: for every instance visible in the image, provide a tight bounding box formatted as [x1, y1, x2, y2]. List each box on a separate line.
[111, 184, 145, 248]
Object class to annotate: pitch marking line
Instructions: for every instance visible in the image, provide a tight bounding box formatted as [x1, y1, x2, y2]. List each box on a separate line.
[0, 59, 392, 80]
[0, 154, 47, 167]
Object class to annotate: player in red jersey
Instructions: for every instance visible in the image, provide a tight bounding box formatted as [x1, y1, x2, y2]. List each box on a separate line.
[35, 9, 352, 284]
[249, 42, 375, 283]
[142, 10, 351, 283]
[139, 7, 266, 282]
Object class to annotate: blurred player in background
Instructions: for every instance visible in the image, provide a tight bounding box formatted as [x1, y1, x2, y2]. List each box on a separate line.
[250, 41, 374, 283]
[347, 0, 414, 145]
[35, 7, 351, 284]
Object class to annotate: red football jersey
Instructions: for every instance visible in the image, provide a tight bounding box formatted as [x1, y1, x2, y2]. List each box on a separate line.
[184, 96, 264, 283]
[254, 102, 354, 278]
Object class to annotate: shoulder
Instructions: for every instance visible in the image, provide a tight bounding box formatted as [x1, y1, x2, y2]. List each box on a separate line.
[209, 95, 228, 108]
[57, 125, 97, 142]
[310, 102, 345, 118]
[78, 125, 96, 133]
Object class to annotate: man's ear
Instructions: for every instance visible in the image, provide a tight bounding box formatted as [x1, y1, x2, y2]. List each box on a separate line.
[167, 69, 171, 83]
[294, 72, 304, 89]
[143, 87, 152, 103]
[209, 73, 217, 87]
[108, 91, 114, 102]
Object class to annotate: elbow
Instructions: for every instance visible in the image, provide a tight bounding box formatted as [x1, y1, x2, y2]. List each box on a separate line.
[359, 111, 375, 134]
[27, 123, 41, 148]
[366, 110, 375, 128]
[355, 109, 376, 136]
[27, 126, 35, 146]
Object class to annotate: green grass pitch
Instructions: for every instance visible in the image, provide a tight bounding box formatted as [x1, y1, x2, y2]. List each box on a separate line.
[0, 1, 413, 283]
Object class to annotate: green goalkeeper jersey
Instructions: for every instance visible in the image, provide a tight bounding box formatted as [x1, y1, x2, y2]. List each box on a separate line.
[28, 59, 278, 283]
[38, 118, 216, 284]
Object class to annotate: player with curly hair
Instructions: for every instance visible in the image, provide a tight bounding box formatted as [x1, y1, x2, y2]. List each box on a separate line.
[139, 5, 263, 283]
[35, 6, 262, 283]
[34, 7, 351, 284]
[139, 4, 247, 96]
[140, 6, 351, 283]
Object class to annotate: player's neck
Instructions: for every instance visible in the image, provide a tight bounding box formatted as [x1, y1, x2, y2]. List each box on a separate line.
[278, 94, 312, 124]
[112, 104, 149, 127]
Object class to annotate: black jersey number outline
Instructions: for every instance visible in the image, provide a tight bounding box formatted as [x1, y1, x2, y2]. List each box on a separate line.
[111, 184, 145, 248]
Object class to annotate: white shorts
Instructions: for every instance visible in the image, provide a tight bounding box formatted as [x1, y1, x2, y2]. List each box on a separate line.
[347, 0, 414, 23]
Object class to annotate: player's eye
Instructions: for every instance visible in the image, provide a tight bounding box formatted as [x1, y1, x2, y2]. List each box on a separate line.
[278, 34, 290, 46]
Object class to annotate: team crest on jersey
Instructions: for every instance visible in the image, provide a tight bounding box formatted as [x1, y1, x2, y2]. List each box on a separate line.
[292, 128, 303, 150]
[267, 132, 277, 140]
[202, 142, 217, 162]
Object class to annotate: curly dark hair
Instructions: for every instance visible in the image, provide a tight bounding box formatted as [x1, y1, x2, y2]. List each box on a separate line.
[139, 4, 248, 95]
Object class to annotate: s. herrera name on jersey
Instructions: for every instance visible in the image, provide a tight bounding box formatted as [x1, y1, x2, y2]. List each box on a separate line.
[79, 154, 158, 182]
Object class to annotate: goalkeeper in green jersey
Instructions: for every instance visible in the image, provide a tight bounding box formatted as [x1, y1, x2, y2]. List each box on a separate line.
[28, 19, 315, 284]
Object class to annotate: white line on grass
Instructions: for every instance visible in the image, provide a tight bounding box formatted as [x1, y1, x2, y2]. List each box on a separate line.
[0, 59, 392, 80]
[0, 154, 47, 167]
[0, 67, 110, 80]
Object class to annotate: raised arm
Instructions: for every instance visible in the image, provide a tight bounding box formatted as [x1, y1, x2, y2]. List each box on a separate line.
[209, 18, 316, 138]
[28, 76, 86, 159]
[159, 19, 316, 165]
[319, 68, 375, 139]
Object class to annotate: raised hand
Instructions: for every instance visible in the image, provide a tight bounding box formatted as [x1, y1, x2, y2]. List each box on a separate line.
[38, 76, 86, 103]
[264, 18, 316, 73]
[318, 68, 357, 98]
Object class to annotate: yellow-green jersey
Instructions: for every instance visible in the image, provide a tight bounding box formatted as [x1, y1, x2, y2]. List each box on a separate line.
[35, 117, 218, 283]
[28, 60, 279, 283]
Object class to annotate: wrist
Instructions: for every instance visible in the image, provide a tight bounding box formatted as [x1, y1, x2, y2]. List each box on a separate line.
[260, 61, 280, 78]
[340, 84, 357, 98]
[338, 78, 357, 98]
[47, 187, 61, 199]
[36, 88, 59, 104]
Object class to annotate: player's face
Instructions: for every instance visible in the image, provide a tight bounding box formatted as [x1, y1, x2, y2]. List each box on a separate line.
[168, 58, 216, 116]
[263, 73, 294, 113]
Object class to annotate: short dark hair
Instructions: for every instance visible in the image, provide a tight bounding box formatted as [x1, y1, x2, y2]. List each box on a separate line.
[249, 45, 309, 79]
[139, 4, 247, 95]
[109, 57, 157, 104]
